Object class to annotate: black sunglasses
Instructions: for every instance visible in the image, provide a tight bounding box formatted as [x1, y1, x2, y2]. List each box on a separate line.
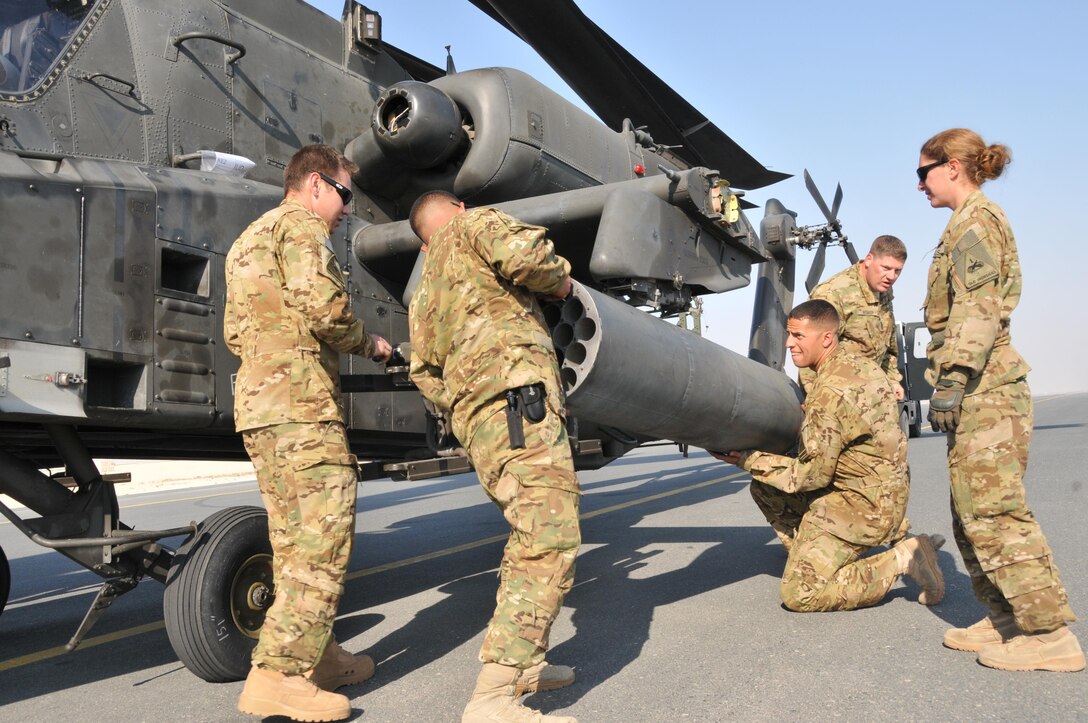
[317, 172, 353, 206]
[916, 158, 949, 183]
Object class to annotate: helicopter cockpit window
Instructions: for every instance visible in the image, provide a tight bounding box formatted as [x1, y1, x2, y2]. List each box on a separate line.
[0, 0, 96, 94]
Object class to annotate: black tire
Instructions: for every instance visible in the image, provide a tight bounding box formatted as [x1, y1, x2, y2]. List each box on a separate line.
[899, 408, 910, 439]
[163, 506, 272, 682]
[0, 544, 10, 618]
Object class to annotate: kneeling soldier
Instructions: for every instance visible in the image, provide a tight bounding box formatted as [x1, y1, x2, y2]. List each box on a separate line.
[712, 300, 944, 612]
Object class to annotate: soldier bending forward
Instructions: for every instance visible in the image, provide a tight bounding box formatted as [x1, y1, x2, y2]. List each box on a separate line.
[408, 190, 580, 723]
[807, 234, 908, 401]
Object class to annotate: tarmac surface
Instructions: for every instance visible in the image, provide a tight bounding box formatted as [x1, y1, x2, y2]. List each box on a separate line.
[1, 393, 1086, 721]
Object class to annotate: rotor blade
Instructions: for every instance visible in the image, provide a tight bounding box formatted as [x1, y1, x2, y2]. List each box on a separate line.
[803, 169, 834, 224]
[829, 183, 843, 222]
[468, 0, 790, 190]
[805, 241, 827, 294]
[844, 241, 860, 265]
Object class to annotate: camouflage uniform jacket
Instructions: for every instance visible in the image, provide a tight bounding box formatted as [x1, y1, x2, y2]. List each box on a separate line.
[224, 198, 375, 431]
[810, 262, 902, 387]
[408, 207, 571, 443]
[738, 347, 908, 545]
[923, 190, 1029, 394]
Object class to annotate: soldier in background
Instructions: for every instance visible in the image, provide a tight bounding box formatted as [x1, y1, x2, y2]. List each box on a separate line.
[805, 235, 914, 543]
[225, 144, 392, 721]
[806, 235, 908, 400]
[711, 300, 944, 612]
[408, 191, 579, 723]
[917, 128, 1082, 671]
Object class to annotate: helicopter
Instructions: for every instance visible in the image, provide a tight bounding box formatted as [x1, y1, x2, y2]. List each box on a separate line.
[0, 0, 842, 682]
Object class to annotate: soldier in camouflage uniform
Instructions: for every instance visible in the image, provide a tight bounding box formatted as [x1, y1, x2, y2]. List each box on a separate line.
[805, 235, 914, 544]
[225, 145, 393, 721]
[918, 128, 1082, 671]
[712, 300, 944, 612]
[408, 190, 579, 723]
[806, 235, 907, 400]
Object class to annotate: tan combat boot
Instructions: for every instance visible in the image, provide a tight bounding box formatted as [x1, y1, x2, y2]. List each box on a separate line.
[893, 533, 945, 605]
[978, 626, 1086, 672]
[463, 663, 578, 723]
[308, 640, 376, 691]
[943, 611, 1019, 652]
[513, 662, 575, 696]
[237, 666, 351, 722]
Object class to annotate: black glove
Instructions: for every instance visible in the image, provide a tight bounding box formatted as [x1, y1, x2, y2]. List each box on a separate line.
[928, 373, 966, 433]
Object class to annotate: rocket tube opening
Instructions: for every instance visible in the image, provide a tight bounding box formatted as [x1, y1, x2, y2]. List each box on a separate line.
[574, 318, 597, 341]
[560, 298, 585, 324]
[561, 366, 578, 390]
[543, 304, 563, 328]
[565, 342, 587, 365]
[552, 323, 573, 349]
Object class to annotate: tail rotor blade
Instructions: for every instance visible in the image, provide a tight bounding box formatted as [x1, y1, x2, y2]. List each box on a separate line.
[805, 241, 827, 294]
[804, 169, 835, 225]
[830, 183, 843, 222]
[844, 241, 859, 265]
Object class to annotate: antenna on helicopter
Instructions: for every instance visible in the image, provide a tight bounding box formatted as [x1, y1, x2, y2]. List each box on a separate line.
[794, 169, 858, 293]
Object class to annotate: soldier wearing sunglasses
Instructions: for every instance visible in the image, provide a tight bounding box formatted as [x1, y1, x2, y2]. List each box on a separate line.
[917, 128, 1082, 673]
[225, 144, 392, 721]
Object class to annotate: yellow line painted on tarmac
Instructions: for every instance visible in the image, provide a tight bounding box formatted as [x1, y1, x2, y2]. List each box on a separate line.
[0, 469, 747, 671]
[345, 533, 509, 580]
[0, 485, 257, 526]
[0, 621, 166, 672]
[344, 470, 748, 581]
[119, 485, 258, 510]
[581, 471, 748, 521]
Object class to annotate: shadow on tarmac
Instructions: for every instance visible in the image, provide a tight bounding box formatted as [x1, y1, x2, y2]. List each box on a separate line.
[1, 453, 978, 710]
[338, 472, 780, 707]
[0, 457, 767, 706]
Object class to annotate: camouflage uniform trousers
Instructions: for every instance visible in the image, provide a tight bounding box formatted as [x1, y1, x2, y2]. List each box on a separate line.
[464, 398, 581, 668]
[750, 478, 911, 551]
[749, 480, 817, 549]
[242, 420, 358, 674]
[947, 378, 1076, 632]
[751, 482, 901, 612]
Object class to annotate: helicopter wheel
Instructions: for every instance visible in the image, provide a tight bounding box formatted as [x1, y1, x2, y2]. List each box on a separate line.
[0, 544, 10, 617]
[163, 506, 272, 682]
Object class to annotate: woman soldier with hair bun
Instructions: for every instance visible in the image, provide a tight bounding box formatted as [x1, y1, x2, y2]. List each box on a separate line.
[917, 128, 1083, 672]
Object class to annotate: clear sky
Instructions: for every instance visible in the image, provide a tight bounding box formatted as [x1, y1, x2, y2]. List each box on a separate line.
[307, 0, 1088, 394]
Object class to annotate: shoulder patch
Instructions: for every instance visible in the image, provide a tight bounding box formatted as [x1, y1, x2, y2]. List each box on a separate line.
[951, 228, 999, 290]
[963, 246, 999, 289]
